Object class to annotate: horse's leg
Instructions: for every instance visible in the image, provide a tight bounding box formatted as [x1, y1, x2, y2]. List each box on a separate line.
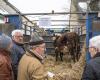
[55, 49, 58, 61]
[76, 44, 80, 61]
[76, 50, 81, 61]
[75, 47, 79, 61]
[70, 50, 76, 62]
[60, 52, 63, 61]
[72, 54, 76, 62]
[74, 47, 77, 62]
[69, 48, 75, 62]
[76, 53, 79, 61]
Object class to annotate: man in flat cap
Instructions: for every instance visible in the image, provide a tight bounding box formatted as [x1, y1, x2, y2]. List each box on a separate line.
[17, 32, 48, 80]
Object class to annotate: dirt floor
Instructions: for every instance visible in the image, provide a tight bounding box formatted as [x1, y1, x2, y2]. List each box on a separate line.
[43, 43, 86, 80]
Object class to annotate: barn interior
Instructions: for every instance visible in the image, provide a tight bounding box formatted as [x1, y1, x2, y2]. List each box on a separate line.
[0, 0, 100, 80]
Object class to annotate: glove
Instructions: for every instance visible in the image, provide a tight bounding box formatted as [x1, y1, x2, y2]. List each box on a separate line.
[47, 71, 55, 78]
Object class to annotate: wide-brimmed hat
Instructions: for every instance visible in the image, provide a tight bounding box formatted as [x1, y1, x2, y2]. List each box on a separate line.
[29, 32, 44, 45]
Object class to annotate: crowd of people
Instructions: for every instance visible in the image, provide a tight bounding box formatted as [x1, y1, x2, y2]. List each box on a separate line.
[0, 29, 100, 80]
[0, 29, 49, 80]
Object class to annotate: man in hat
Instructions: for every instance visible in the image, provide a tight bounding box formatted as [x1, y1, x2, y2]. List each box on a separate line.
[17, 32, 48, 80]
[82, 35, 100, 80]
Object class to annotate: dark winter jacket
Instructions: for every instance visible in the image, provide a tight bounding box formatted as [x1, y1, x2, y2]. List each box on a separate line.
[11, 41, 25, 80]
[0, 49, 14, 80]
[82, 52, 100, 80]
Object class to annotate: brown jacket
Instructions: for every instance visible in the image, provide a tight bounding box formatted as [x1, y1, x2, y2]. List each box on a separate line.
[17, 51, 48, 80]
[0, 49, 14, 80]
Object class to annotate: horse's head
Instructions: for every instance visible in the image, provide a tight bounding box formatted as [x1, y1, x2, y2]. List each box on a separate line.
[53, 35, 61, 47]
[58, 33, 68, 46]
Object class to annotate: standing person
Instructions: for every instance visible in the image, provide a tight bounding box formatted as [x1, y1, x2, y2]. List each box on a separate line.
[17, 32, 48, 80]
[11, 29, 25, 80]
[0, 34, 14, 80]
[81, 35, 100, 80]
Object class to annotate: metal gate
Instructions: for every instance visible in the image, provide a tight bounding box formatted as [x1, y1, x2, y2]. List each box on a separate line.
[43, 35, 55, 55]
[86, 13, 100, 61]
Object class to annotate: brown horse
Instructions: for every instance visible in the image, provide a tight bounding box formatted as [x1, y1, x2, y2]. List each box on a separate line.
[53, 34, 64, 61]
[53, 32, 80, 62]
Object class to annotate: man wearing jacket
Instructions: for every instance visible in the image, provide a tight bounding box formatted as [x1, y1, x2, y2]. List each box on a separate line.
[17, 32, 48, 80]
[11, 29, 25, 80]
[82, 35, 100, 80]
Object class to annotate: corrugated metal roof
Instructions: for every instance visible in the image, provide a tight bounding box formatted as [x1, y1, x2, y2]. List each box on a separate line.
[0, 0, 17, 14]
[78, 0, 87, 2]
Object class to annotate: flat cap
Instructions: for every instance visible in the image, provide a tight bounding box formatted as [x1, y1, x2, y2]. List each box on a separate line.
[29, 32, 44, 45]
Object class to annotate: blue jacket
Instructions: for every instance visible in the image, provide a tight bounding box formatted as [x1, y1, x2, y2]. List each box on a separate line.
[11, 41, 25, 79]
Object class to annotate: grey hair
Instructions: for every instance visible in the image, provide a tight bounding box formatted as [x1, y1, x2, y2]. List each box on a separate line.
[89, 35, 100, 52]
[11, 29, 23, 36]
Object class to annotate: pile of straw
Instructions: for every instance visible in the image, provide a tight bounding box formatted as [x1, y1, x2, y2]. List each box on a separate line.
[44, 42, 86, 80]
